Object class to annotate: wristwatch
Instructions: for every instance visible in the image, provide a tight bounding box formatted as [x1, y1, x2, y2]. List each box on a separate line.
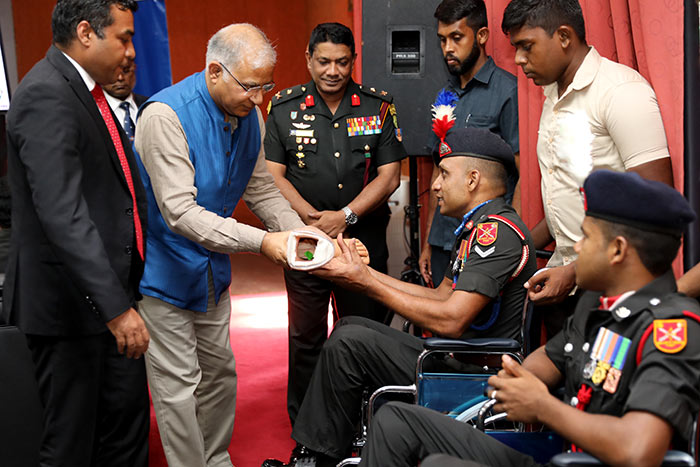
[342, 206, 358, 225]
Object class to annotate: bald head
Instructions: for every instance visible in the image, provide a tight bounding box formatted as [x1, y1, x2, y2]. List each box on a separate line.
[206, 23, 276, 71]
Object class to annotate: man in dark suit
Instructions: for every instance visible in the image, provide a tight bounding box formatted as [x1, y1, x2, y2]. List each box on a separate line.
[2, 1, 150, 465]
[104, 63, 147, 143]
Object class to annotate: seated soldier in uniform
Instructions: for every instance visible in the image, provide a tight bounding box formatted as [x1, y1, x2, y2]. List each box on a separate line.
[358, 170, 700, 467]
[262, 127, 537, 467]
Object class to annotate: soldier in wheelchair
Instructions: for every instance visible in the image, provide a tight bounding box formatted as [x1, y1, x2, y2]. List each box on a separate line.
[262, 127, 537, 467]
[359, 170, 700, 467]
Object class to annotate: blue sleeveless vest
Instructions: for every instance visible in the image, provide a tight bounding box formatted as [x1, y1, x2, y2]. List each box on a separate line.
[135, 71, 260, 312]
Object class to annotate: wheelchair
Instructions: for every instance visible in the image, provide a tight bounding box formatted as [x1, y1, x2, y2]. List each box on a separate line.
[346, 296, 536, 456]
[339, 393, 699, 467]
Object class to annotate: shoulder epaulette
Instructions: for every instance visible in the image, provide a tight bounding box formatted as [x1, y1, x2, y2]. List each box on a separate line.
[270, 84, 306, 107]
[647, 294, 700, 320]
[358, 84, 393, 103]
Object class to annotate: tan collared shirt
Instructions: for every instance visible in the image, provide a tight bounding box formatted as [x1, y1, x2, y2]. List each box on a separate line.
[135, 103, 303, 254]
[537, 47, 669, 267]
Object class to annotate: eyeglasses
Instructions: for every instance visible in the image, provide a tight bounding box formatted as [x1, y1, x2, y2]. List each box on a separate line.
[219, 62, 275, 94]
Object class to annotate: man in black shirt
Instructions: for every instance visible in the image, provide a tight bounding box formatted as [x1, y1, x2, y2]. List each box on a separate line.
[359, 170, 700, 467]
[262, 127, 536, 467]
[420, 0, 519, 288]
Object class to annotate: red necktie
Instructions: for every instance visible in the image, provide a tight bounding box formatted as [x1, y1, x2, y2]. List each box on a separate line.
[91, 85, 144, 260]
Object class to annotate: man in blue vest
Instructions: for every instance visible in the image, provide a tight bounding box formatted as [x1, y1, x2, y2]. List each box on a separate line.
[134, 23, 306, 467]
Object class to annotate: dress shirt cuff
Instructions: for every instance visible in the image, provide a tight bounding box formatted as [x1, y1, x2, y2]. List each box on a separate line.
[236, 222, 268, 253]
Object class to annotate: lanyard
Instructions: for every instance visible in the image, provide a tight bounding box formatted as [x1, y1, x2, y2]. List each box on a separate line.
[453, 200, 493, 237]
[451, 200, 493, 288]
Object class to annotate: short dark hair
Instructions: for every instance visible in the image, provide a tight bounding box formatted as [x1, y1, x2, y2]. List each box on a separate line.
[501, 0, 585, 42]
[468, 157, 507, 195]
[52, 0, 138, 47]
[597, 218, 681, 277]
[434, 0, 488, 32]
[308, 22, 355, 56]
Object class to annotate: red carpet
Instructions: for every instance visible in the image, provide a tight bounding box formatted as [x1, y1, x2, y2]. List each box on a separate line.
[148, 291, 296, 467]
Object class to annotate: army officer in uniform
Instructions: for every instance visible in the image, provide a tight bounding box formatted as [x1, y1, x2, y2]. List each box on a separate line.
[264, 22, 406, 425]
[359, 170, 700, 467]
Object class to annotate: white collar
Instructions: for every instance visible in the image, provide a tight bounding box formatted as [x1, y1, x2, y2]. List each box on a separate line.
[103, 90, 137, 111]
[61, 50, 96, 92]
[608, 291, 636, 312]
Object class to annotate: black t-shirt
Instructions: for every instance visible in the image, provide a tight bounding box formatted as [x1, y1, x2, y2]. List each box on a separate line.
[546, 271, 700, 443]
[445, 198, 537, 341]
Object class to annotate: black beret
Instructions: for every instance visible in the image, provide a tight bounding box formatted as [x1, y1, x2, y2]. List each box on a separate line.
[581, 170, 696, 235]
[432, 128, 516, 179]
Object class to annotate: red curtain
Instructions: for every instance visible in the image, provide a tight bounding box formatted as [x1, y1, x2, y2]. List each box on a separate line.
[483, 0, 685, 273]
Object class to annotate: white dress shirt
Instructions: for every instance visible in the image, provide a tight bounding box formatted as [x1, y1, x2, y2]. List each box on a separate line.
[104, 91, 139, 130]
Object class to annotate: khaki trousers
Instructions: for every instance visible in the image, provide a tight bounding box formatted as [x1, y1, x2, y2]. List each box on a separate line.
[140, 275, 237, 467]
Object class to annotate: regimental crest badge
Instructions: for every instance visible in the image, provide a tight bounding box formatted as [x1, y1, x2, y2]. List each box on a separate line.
[439, 141, 452, 156]
[476, 222, 498, 246]
[653, 319, 688, 353]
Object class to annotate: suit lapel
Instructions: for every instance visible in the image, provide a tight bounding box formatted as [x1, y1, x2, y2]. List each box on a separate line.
[46, 46, 131, 190]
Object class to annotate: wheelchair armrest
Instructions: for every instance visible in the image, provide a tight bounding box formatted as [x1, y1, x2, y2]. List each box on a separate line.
[660, 450, 696, 466]
[550, 450, 695, 467]
[423, 337, 521, 352]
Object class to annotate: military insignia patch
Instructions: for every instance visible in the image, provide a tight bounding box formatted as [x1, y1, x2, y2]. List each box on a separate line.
[266, 101, 272, 113]
[439, 141, 452, 156]
[389, 103, 399, 129]
[346, 116, 382, 136]
[653, 319, 687, 353]
[289, 129, 314, 138]
[474, 245, 495, 258]
[290, 111, 298, 120]
[476, 222, 498, 246]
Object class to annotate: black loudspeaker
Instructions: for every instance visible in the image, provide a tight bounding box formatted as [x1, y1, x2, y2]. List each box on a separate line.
[362, 0, 447, 156]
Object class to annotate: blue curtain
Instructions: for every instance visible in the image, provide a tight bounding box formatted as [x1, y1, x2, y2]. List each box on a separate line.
[133, 0, 172, 97]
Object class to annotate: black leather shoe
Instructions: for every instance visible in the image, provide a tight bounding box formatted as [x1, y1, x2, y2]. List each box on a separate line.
[261, 445, 317, 467]
[260, 456, 316, 467]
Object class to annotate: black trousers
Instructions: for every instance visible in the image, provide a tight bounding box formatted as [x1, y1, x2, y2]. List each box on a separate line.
[291, 316, 424, 459]
[285, 216, 390, 424]
[421, 454, 488, 467]
[359, 402, 541, 467]
[26, 332, 149, 467]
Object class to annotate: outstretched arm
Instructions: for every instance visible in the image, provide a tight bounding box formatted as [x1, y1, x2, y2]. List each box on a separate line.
[313, 234, 491, 337]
